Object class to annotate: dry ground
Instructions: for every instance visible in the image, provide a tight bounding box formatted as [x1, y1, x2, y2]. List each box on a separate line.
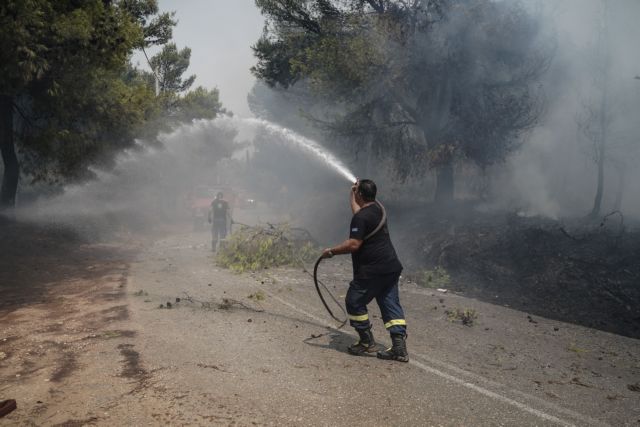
[1, 215, 639, 426]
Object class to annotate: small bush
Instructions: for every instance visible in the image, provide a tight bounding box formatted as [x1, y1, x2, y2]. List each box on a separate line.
[446, 308, 477, 326]
[248, 291, 266, 301]
[567, 343, 588, 354]
[216, 223, 317, 273]
[418, 266, 451, 288]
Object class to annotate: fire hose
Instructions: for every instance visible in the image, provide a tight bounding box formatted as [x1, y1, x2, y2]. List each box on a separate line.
[310, 200, 387, 328]
[312, 255, 348, 328]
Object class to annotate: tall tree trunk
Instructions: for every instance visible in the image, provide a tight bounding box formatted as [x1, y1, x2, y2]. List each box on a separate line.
[434, 162, 454, 203]
[417, 77, 454, 204]
[613, 164, 626, 211]
[0, 95, 19, 211]
[589, 79, 608, 219]
[589, 142, 605, 219]
[589, 0, 609, 220]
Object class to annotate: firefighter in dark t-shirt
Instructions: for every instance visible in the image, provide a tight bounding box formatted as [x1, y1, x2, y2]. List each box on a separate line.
[321, 179, 408, 362]
[208, 192, 230, 251]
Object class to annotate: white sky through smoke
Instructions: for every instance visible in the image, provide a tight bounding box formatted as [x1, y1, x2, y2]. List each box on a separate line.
[132, 0, 264, 116]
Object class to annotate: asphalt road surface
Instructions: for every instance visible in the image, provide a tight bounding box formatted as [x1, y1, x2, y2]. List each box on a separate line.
[124, 231, 639, 426]
[2, 218, 639, 426]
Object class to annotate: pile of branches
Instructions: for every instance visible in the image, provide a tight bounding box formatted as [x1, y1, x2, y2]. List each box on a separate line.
[216, 223, 318, 273]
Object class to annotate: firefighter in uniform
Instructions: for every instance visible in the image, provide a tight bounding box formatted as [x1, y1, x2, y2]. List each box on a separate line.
[208, 192, 230, 251]
[321, 179, 408, 362]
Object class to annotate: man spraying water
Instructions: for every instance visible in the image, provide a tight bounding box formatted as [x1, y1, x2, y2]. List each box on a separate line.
[321, 179, 408, 362]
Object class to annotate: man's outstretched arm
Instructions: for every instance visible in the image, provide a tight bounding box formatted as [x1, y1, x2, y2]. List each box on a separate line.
[322, 238, 362, 258]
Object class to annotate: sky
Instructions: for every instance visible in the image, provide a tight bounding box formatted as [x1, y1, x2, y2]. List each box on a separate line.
[133, 0, 265, 117]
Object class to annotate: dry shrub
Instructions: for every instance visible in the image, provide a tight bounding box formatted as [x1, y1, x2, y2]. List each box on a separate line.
[216, 223, 317, 272]
[446, 307, 478, 326]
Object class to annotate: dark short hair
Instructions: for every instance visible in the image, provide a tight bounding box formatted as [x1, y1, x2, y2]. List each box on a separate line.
[216, 192, 223, 199]
[357, 179, 377, 202]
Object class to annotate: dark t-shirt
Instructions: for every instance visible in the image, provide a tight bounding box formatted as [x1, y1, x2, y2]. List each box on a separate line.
[211, 199, 229, 223]
[349, 203, 403, 279]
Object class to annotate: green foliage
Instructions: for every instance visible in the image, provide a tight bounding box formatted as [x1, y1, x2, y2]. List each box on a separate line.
[23, 66, 159, 182]
[1, 0, 228, 200]
[174, 86, 225, 122]
[0, 0, 159, 199]
[418, 266, 451, 289]
[120, 0, 176, 47]
[216, 224, 317, 273]
[0, 0, 49, 94]
[446, 308, 477, 326]
[298, 37, 383, 99]
[150, 42, 196, 94]
[0, 0, 140, 95]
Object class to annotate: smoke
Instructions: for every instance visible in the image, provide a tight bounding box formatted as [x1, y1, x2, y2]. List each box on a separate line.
[239, 0, 640, 244]
[11, 0, 640, 243]
[492, 0, 640, 218]
[17, 119, 240, 237]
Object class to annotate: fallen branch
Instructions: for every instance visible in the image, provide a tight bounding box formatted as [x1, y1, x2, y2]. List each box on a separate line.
[181, 292, 264, 312]
[559, 227, 584, 242]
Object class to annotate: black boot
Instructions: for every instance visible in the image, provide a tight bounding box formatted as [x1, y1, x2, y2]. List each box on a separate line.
[348, 328, 376, 356]
[377, 333, 409, 362]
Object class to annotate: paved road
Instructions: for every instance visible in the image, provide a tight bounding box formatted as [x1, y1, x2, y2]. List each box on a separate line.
[125, 231, 640, 426]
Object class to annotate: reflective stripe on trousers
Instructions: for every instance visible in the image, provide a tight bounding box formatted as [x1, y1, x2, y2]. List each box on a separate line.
[345, 272, 406, 335]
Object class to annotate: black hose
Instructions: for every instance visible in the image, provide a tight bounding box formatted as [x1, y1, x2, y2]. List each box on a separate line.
[313, 255, 348, 328]
[309, 202, 385, 327]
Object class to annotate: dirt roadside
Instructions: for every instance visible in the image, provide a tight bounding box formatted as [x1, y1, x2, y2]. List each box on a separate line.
[0, 221, 169, 426]
[1, 220, 639, 426]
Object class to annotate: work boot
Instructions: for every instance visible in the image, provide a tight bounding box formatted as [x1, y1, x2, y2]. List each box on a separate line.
[348, 328, 377, 356]
[377, 333, 409, 362]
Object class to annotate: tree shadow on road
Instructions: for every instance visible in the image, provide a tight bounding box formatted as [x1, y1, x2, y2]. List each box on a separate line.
[0, 220, 137, 316]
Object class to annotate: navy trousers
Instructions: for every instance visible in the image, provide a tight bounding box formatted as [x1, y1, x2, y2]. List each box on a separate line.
[345, 272, 407, 335]
[211, 220, 227, 250]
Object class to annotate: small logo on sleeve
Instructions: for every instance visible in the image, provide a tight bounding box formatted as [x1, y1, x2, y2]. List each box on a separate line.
[351, 228, 359, 232]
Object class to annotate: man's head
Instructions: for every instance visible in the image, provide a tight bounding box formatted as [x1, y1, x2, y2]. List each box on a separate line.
[216, 192, 223, 200]
[355, 179, 377, 203]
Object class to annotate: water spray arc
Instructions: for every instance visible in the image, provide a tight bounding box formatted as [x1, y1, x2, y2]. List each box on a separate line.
[213, 116, 361, 325]
[216, 116, 357, 184]
[39, 116, 356, 221]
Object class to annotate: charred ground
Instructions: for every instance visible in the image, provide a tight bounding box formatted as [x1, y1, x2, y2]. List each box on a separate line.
[391, 202, 640, 339]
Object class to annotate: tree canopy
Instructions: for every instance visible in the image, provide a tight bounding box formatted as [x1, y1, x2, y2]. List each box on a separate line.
[0, 0, 226, 210]
[252, 0, 553, 201]
[149, 42, 196, 94]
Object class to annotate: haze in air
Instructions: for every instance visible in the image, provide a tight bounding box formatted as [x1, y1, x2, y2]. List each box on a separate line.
[0, 1, 639, 425]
